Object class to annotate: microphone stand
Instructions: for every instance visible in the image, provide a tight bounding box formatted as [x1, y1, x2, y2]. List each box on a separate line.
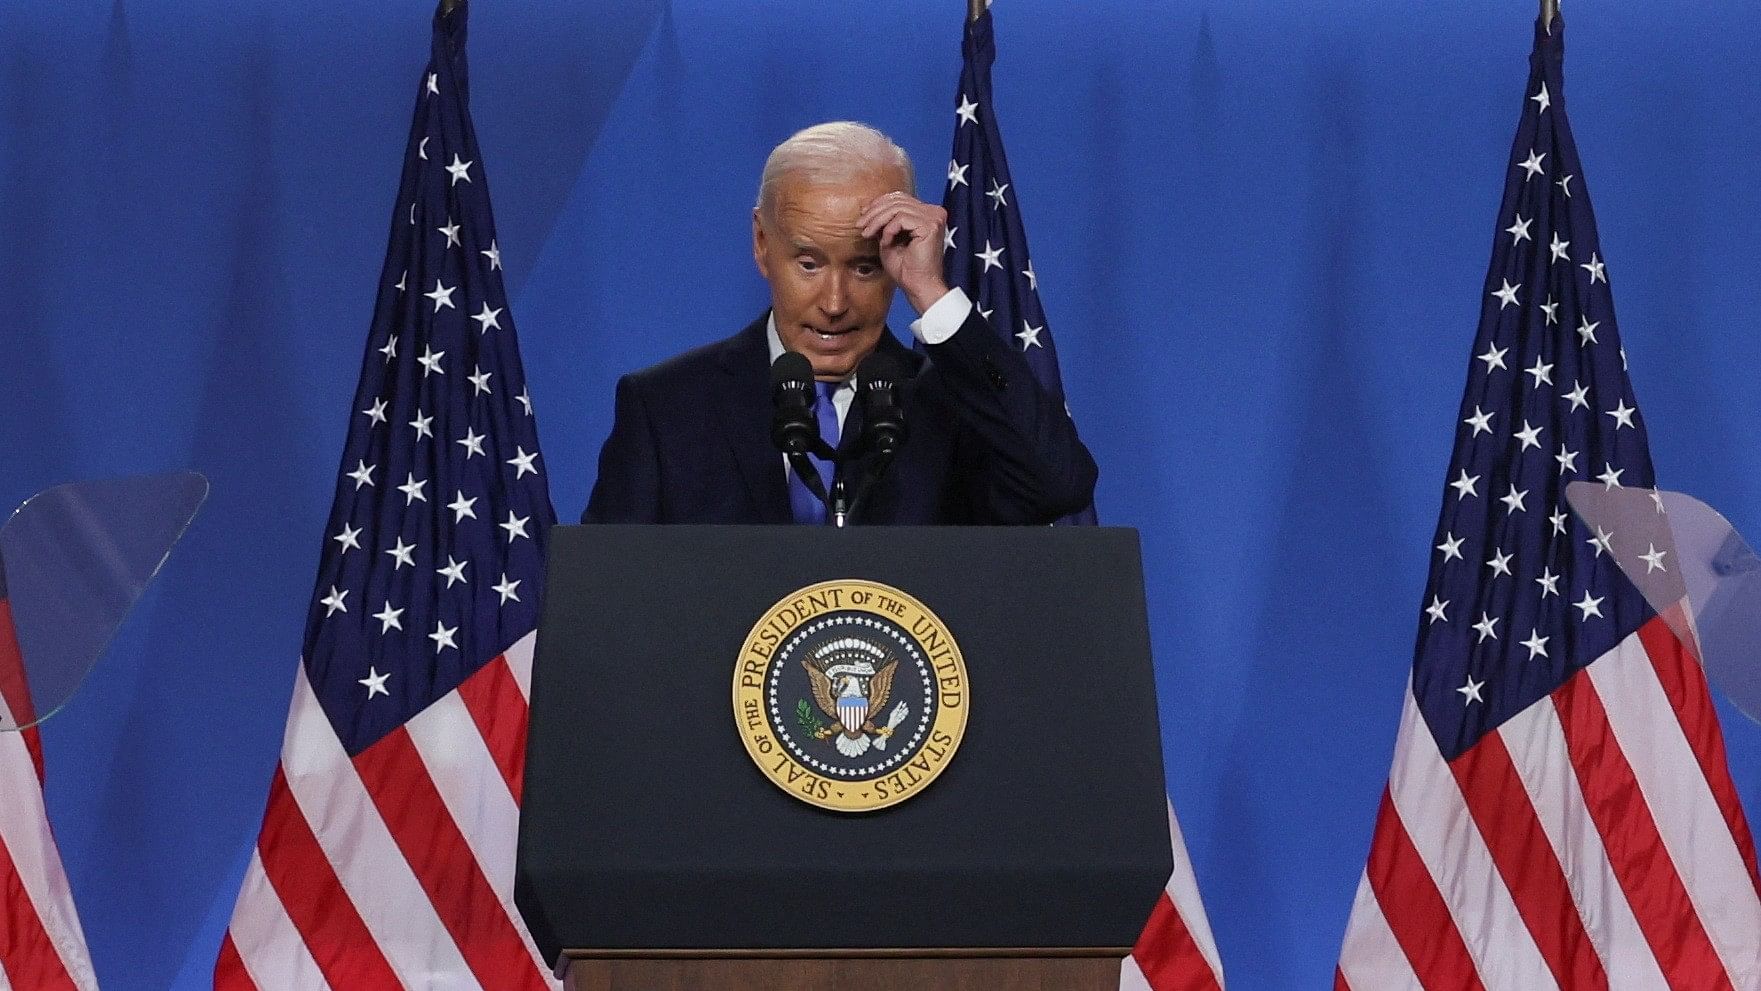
[840, 451, 895, 526]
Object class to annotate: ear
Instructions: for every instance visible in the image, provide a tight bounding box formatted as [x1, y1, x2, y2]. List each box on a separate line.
[752, 209, 771, 280]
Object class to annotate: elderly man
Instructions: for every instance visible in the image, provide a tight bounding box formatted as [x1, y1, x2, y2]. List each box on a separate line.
[582, 121, 1095, 525]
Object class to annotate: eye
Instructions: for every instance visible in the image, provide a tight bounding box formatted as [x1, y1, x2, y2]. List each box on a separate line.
[854, 262, 880, 277]
[797, 257, 820, 273]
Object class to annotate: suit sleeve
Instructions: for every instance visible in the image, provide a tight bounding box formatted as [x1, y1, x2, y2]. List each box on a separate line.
[922, 310, 1099, 524]
[582, 374, 662, 524]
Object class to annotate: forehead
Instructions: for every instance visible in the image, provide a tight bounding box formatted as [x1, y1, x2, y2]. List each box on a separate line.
[772, 170, 906, 243]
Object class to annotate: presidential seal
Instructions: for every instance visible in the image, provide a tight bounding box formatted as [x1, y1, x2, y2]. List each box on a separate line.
[733, 580, 968, 813]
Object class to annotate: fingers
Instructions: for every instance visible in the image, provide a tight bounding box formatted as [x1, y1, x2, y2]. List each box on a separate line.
[859, 201, 947, 243]
[858, 193, 947, 240]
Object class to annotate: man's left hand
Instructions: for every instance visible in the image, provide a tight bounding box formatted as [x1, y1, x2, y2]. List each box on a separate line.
[860, 192, 951, 316]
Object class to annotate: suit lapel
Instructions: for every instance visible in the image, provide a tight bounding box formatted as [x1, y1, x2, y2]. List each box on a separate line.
[712, 315, 792, 524]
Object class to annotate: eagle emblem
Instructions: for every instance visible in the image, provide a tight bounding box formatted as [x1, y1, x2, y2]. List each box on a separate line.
[803, 638, 911, 757]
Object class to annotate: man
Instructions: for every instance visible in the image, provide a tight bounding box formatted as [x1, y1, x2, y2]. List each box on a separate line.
[583, 121, 1095, 525]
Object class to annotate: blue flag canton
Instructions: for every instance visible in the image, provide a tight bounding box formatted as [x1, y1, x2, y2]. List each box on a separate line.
[942, 10, 1094, 525]
[301, 9, 556, 756]
[1413, 19, 1661, 762]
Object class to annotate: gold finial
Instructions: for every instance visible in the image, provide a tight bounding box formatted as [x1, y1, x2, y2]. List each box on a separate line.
[968, 0, 985, 24]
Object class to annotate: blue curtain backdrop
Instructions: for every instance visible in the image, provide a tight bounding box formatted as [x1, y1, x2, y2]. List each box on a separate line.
[3, 1, 1759, 987]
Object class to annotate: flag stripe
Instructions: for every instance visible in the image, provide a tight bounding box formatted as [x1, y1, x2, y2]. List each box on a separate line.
[273, 667, 476, 982]
[1335, 873, 1424, 991]
[452, 650, 528, 803]
[1499, 697, 1670, 989]
[252, 769, 403, 990]
[213, 935, 256, 991]
[1554, 644, 1734, 989]
[1155, 803, 1224, 985]
[218, 850, 336, 991]
[352, 726, 550, 990]
[1361, 787, 1486, 991]
[0, 834, 78, 991]
[0, 695, 92, 991]
[1634, 614, 1761, 900]
[1448, 731, 1606, 988]
[1128, 891, 1221, 991]
[505, 630, 535, 703]
[1581, 620, 1761, 981]
[0, 600, 38, 737]
[1388, 696, 1558, 989]
[399, 670, 553, 979]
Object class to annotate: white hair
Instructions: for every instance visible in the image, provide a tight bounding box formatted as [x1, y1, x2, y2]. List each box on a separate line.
[755, 121, 916, 229]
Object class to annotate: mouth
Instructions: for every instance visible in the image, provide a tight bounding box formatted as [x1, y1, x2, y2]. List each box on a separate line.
[806, 326, 856, 343]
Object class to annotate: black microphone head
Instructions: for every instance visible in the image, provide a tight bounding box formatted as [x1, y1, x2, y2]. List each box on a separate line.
[855, 353, 906, 455]
[855, 352, 901, 392]
[771, 350, 814, 389]
[770, 351, 819, 455]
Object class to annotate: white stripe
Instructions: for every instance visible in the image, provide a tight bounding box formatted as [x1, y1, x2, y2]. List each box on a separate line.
[1337, 872, 1424, 991]
[403, 681, 554, 981]
[0, 702, 96, 991]
[1159, 799, 1225, 986]
[275, 663, 477, 982]
[224, 850, 333, 990]
[1118, 955, 1153, 991]
[1497, 695, 1667, 989]
[1585, 631, 1761, 984]
[1384, 693, 1558, 991]
[504, 631, 535, 702]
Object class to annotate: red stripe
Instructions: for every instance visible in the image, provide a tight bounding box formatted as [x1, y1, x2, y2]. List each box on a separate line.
[1636, 612, 1761, 898]
[252, 768, 402, 990]
[1129, 890, 1220, 991]
[212, 933, 257, 991]
[351, 726, 548, 991]
[0, 832, 79, 991]
[1362, 788, 1485, 991]
[0, 599, 40, 738]
[453, 654, 529, 804]
[1450, 730, 1607, 989]
[1551, 665, 1734, 990]
[20, 727, 44, 787]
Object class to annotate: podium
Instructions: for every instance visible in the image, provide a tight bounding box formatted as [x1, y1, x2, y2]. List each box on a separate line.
[516, 525, 1172, 990]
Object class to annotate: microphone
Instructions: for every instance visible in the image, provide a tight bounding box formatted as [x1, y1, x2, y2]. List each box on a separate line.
[855, 353, 907, 456]
[770, 351, 819, 455]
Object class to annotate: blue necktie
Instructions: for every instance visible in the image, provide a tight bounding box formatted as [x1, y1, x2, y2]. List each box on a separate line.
[788, 382, 840, 524]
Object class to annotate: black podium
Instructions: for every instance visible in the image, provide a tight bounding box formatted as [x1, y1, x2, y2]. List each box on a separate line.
[516, 526, 1172, 990]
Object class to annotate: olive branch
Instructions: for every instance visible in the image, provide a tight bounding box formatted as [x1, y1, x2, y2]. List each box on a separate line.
[795, 699, 827, 737]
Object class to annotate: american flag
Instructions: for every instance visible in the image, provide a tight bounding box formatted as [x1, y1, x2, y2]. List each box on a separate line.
[214, 4, 558, 986]
[1336, 17, 1761, 989]
[941, 6, 1098, 527]
[940, 9, 1224, 989]
[0, 564, 98, 991]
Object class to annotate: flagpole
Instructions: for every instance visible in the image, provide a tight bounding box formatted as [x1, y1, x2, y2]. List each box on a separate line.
[967, 0, 984, 23]
[1541, 0, 1558, 32]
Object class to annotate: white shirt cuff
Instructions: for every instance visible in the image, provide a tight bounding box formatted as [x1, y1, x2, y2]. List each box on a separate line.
[909, 287, 972, 345]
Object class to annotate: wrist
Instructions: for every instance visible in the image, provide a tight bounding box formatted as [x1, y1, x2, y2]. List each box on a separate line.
[904, 280, 952, 316]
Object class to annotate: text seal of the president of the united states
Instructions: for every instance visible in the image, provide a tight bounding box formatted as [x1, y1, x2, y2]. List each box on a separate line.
[733, 579, 968, 812]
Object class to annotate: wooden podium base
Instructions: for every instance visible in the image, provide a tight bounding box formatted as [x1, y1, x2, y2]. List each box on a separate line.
[561, 948, 1129, 991]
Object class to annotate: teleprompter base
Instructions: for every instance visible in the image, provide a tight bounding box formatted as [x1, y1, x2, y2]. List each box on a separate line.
[560, 947, 1130, 991]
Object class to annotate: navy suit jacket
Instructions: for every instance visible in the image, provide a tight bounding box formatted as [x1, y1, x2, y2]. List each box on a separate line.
[582, 309, 1097, 525]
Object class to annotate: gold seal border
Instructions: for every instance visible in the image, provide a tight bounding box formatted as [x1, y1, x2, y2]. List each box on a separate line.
[732, 579, 968, 813]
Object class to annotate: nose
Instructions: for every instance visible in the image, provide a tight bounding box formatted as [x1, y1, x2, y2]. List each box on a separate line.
[819, 270, 850, 323]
